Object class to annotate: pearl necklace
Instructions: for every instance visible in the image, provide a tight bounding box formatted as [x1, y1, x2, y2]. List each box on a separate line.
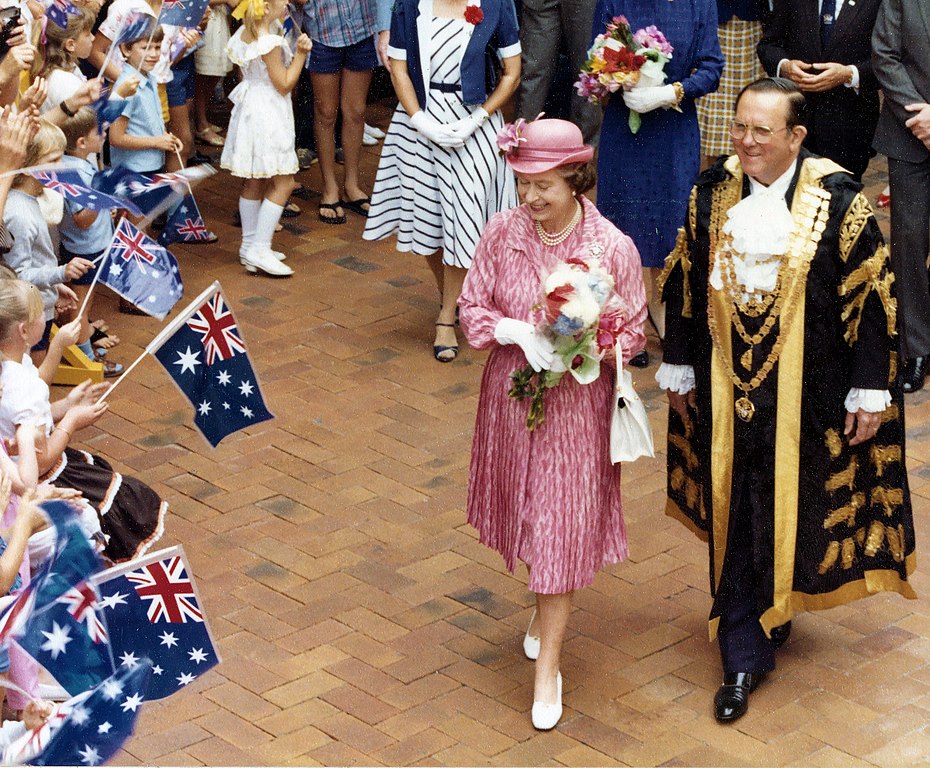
[535, 201, 582, 246]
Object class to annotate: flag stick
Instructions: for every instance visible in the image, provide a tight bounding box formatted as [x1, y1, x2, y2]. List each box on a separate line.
[95, 346, 150, 403]
[97, 281, 221, 404]
[75, 224, 120, 319]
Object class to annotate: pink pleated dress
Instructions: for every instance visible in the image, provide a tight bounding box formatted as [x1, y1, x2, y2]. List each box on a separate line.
[459, 198, 648, 594]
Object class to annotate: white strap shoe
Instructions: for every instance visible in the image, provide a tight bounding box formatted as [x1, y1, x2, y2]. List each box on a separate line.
[531, 672, 562, 731]
[523, 610, 540, 660]
[242, 248, 294, 277]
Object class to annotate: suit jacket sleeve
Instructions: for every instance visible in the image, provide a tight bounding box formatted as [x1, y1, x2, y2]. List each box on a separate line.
[872, 0, 925, 123]
[756, 0, 790, 76]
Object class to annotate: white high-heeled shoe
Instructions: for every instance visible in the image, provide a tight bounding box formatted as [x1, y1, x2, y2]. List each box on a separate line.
[531, 672, 562, 730]
[523, 610, 540, 660]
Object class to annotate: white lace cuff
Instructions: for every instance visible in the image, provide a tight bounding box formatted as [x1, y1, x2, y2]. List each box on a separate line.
[656, 363, 695, 394]
[845, 388, 891, 413]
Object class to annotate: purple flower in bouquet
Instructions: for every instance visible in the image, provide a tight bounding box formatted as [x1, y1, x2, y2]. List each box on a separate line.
[633, 25, 673, 56]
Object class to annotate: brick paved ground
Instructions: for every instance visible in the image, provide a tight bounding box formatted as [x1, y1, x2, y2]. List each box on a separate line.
[66, 108, 930, 766]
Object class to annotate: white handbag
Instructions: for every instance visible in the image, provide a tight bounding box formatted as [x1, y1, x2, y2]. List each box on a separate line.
[610, 349, 655, 463]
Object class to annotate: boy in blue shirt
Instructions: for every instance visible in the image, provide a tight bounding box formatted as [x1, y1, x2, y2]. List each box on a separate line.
[58, 108, 123, 377]
[108, 22, 182, 173]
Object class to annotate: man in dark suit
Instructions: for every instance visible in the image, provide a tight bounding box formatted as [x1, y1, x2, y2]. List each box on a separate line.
[757, 0, 882, 180]
[872, 0, 930, 393]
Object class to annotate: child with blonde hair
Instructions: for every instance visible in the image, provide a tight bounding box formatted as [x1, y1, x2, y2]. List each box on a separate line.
[0, 279, 167, 564]
[220, 0, 311, 277]
[2, 120, 92, 364]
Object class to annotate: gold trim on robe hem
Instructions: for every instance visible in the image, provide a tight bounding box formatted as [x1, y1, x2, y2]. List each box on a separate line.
[665, 498, 709, 542]
[757, 552, 917, 636]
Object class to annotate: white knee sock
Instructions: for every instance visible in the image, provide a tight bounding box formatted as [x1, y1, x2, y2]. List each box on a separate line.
[238, 198, 261, 257]
[253, 199, 284, 253]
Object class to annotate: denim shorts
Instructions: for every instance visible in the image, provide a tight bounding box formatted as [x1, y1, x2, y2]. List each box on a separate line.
[308, 36, 377, 74]
[166, 55, 196, 107]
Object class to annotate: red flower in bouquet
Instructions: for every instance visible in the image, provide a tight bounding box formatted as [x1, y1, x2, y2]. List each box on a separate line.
[464, 4, 483, 24]
[602, 45, 646, 74]
[544, 284, 574, 325]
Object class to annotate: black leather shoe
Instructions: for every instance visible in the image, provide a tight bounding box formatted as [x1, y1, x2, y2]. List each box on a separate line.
[901, 356, 927, 393]
[714, 672, 765, 722]
[770, 621, 791, 650]
[628, 350, 649, 368]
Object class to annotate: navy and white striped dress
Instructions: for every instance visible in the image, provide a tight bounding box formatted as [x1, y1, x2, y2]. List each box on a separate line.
[363, 17, 517, 269]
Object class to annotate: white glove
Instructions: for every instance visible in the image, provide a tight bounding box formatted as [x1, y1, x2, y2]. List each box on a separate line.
[494, 318, 555, 372]
[448, 107, 490, 139]
[410, 111, 465, 148]
[622, 84, 678, 114]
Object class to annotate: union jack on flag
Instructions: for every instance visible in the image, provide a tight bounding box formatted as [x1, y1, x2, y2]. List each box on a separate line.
[59, 582, 108, 644]
[94, 547, 219, 700]
[30, 169, 142, 216]
[149, 282, 273, 446]
[99, 218, 184, 320]
[125, 555, 203, 624]
[158, 194, 213, 247]
[187, 292, 247, 367]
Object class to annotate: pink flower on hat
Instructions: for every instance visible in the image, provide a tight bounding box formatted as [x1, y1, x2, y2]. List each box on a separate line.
[496, 118, 527, 156]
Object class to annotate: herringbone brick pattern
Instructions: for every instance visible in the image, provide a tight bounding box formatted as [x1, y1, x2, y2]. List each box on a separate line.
[64, 110, 930, 766]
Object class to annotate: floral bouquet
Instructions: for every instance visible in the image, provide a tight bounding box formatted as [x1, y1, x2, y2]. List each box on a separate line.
[575, 16, 674, 133]
[509, 255, 627, 431]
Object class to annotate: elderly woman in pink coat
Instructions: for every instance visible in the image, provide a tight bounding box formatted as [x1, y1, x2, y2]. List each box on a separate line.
[459, 118, 648, 731]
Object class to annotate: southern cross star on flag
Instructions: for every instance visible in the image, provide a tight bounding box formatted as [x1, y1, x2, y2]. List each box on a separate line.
[92, 547, 219, 700]
[158, 0, 209, 29]
[98, 218, 184, 320]
[148, 281, 273, 447]
[7, 660, 153, 766]
[41, 0, 80, 28]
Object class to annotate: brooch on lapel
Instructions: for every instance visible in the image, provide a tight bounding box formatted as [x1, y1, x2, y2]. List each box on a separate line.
[464, 2, 483, 24]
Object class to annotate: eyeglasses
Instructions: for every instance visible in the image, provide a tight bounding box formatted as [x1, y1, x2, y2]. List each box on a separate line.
[729, 120, 791, 144]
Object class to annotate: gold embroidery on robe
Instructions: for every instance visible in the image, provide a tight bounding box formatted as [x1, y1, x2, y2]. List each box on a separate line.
[871, 486, 904, 517]
[668, 433, 699, 471]
[670, 466, 686, 492]
[880, 403, 899, 424]
[886, 524, 905, 562]
[818, 540, 840, 574]
[826, 457, 858, 492]
[864, 520, 885, 557]
[870, 444, 901, 477]
[841, 536, 856, 569]
[824, 428, 842, 459]
[838, 192, 873, 263]
[838, 246, 897, 345]
[823, 492, 864, 529]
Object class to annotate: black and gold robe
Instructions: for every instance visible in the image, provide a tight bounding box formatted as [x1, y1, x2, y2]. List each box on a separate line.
[660, 151, 916, 638]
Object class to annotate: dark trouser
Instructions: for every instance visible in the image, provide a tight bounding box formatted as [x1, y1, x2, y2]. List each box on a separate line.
[888, 155, 930, 360]
[517, 0, 602, 144]
[714, 494, 776, 675]
[294, 65, 316, 151]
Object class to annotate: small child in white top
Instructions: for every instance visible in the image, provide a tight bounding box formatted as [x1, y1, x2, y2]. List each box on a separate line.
[220, 0, 311, 277]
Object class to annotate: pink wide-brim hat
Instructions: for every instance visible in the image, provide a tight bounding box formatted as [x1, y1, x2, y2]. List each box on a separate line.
[506, 118, 594, 174]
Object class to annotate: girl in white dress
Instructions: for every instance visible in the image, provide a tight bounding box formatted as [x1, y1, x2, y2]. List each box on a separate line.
[220, 0, 311, 277]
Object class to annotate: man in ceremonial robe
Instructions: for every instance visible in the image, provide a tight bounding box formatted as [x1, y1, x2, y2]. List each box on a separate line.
[657, 77, 916, 723]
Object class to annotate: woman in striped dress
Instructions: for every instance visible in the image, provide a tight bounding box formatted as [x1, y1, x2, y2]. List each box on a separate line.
[363, 0, 521, 362]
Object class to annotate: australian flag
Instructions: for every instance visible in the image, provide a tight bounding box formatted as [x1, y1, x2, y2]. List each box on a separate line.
[158, 0, 209, 28]
[158, 194, 210, 246]
[7, 501, 112, 697]
[5, 660, 153, 766]
[149, 282, 273, 446]
[92, 547, 219, 700]
[92, 167, 179, 220]
[91, 86, 130, 133]
[41, 0, 80, 28]
[99, 218, 184, 320]
[30, 169, 142, 216]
